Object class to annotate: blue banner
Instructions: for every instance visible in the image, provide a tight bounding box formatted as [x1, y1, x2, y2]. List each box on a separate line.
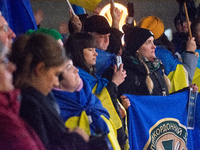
[125, 90, 200, 150]
[0, 0, 37, 36]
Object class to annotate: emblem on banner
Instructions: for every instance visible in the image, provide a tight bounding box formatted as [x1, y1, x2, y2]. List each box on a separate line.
[144, 118, 187, 150]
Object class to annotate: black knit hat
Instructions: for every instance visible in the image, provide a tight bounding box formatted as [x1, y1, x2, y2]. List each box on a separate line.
[84, 15, 112, 35]
[123, 25, 154, 56]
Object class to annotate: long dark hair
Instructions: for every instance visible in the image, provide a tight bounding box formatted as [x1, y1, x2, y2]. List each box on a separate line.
[64, 32, 96, 74]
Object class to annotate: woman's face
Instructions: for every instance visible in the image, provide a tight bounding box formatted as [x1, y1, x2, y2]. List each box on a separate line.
[83, 48, 98, 67]
[60, 60, 81, 93]
[0, 53, 16, 92]
[137, 36, 156, 61]
[38, 64, 64, 95]
[194, 23, 200, 45]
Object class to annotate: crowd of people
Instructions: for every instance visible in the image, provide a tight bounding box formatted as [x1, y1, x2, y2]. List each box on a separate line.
[0, 1, 199, 150]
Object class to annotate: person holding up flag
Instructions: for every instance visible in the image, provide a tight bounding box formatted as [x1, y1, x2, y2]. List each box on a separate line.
[118, 26, 198, 102]
[66, 2, 129, 148]
[172, 0, 197, 54]
[118, 25, 199, 150]
[138, 15, 198, 91]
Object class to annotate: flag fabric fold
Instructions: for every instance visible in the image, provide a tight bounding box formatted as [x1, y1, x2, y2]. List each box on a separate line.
[78, 68, 122, 130]
[52, 79, 110, 135]
[193, 49, 200, 92]
[95, 49, 116, 77]
[0, 0, 37, 37]
[69, 0, 102, 12]
[52, 78, 121, 150]
[155, 47, 188, 93]
[72, 4, 86, 15]
[125, 90, 200, 150]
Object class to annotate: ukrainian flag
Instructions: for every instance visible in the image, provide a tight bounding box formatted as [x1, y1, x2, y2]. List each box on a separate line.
[155, 47, 188, 93]
[53, 78, 121, 150]
[78, 68, 122, 131]
[193, 49, 200, 92]
[69, 0, 102, 12]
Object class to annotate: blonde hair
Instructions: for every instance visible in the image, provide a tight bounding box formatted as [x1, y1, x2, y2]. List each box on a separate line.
[139, 58, 171, 94]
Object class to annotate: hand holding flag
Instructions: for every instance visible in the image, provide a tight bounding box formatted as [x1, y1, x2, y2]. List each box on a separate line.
[69, 10, 82, 33]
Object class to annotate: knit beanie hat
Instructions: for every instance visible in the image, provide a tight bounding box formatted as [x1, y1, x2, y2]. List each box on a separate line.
[26, 28, 63, 41]
[123, 25, 154, 56]
[138, 16, 164, 39]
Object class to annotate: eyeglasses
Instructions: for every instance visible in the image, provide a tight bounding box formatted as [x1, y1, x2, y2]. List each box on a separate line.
[0, 25, 8, 33]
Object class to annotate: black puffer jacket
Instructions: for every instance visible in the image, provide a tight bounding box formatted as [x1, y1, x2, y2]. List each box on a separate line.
[118, 52, 169, 97]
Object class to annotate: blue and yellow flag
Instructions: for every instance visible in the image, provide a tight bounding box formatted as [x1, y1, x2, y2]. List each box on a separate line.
[125, 90, 200, 150]
[155, 47, 188, 93]
[69, 0, 102, 12]
[193, 49, 200, 92]
[53, 78, 121, 150]
[0, 0, 37, 36]
[78, 68, 122, 130]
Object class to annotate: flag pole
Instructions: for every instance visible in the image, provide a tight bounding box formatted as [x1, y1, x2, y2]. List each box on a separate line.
[66, 0, 75, 16]
[183, 2, 192, 38]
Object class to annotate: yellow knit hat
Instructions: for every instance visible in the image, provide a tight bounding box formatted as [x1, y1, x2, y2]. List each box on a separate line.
[138, 16, 164, 40]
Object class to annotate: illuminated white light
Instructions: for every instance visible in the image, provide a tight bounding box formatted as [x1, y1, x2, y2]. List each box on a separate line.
[99, 3, 128, 32]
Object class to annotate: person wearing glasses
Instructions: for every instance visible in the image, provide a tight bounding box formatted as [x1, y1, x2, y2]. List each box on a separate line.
[0, 13, 16, 51]
[0, 13, 46, 149]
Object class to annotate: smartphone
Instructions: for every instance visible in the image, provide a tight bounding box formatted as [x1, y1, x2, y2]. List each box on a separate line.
[116, 56, 122, 70]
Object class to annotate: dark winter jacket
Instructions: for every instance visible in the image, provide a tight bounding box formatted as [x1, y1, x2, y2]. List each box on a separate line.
[20, 86, 88, 150]
[118, 53, 169, 97]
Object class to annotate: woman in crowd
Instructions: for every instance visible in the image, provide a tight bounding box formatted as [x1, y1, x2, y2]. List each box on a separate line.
[64, 32, 128, 149]
[138, 15, 198, 85]
[119, 26, 198, 109]
[52, 54, 115, 150]
[119, 26, 171, 96]
[10, 34, 90, 150]
[0, 41, 45, 150]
